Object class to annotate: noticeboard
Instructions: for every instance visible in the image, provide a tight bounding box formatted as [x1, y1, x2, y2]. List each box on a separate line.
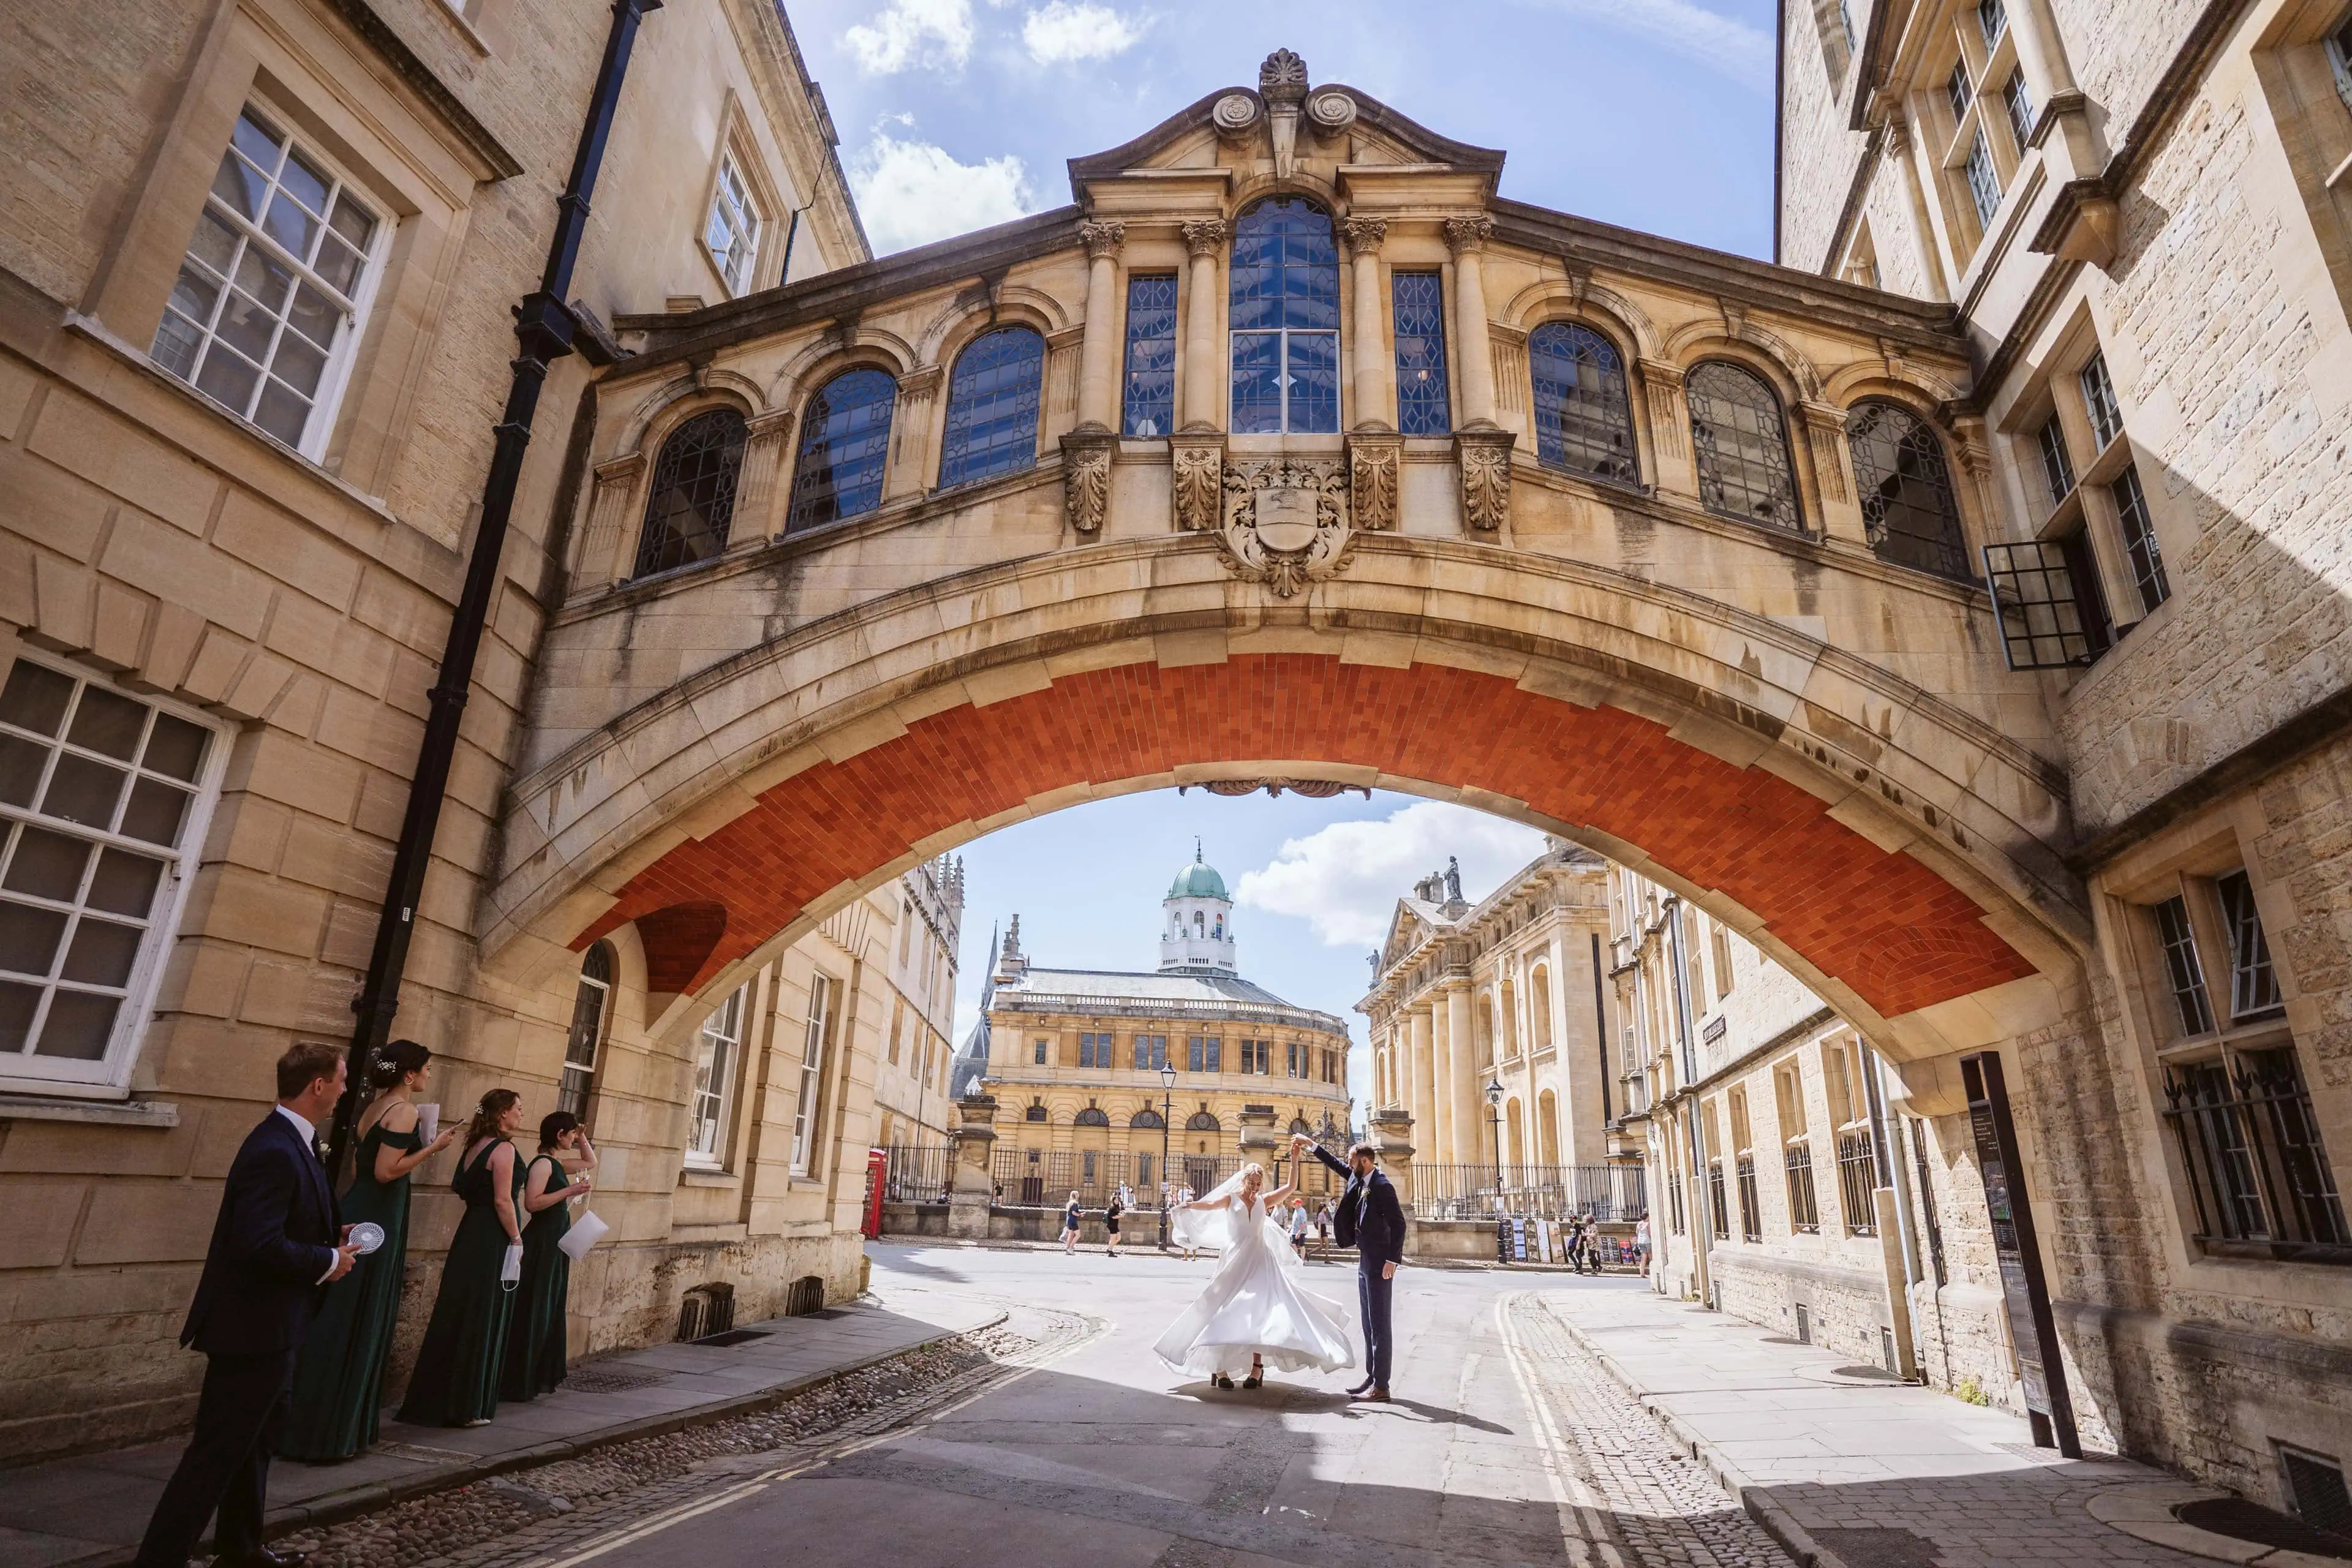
[1961, 1050, 2081, 1457]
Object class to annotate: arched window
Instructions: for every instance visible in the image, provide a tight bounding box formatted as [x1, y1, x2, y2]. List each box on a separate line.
[1229, 198, 1339, 434]
[1129, 1108, 1164, 1129]
[1847, 401, 1969, 580]
[633, 409, 747, 578]
[1529, 323, 1637, 482]
[938, 326, 1045, 488]
[1025, 1098, 1048, 1122]
[1186, 1110, 1222, 1132]
[1289, 1117, 1313, 1135]
[1686, 360, 1801, 530]
[787, 367, 896, 531]
[1073, 1104, 1110, 1127]
[557, 940, 614, 1118]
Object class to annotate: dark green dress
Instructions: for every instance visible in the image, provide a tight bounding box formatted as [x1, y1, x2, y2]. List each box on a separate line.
[502, 1155, 573, 1401]
[276, 1118, 423, 1460]
[395, 1139, 523, 1427]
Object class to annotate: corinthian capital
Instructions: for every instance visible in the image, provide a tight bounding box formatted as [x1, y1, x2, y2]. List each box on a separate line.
[1182, 218, 1229, 257]
[1442, 215, 1494, 256]
[1078, 219, 1126, 260]
[1338, 216, 1388, 256]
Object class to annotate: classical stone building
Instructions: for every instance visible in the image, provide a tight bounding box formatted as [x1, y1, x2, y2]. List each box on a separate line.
[1359, 842, 1617, 1207]
[869, 854, 964, 1148]
[982, 854, 1353, 1204]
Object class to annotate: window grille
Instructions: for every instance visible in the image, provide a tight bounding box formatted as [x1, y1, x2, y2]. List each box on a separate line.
[1836, 1128, 1879, 1236]
[704, 152, 763, 296]
[2036, 415, 2075, 502]
[1964, 131, 2002, 225]
[1736, 1153, 1761, 1242]
[1784, 1143, 1820, 1232]
[1391, 272, 1452, 435]
[1708, 1160, 1731, 1240]
[2282, 1447, 2352, 1537]
[2164, 1049, 2347, 1259]
[2079, 352, 2124, 450]
[1947, 60, 1973, 123]
[151, 105, 383, 456]
[2218, 872, 2283, 1020]
[1120, 275, 1178, 436]
[2154, 896, 2216, 1038]
[788, 977, 830, 1172]
[1186, 1109, 1221, 1132]
[688, 986, 745, 1169]
[1528, 323, 1637, 481]
[2002, 72, 2036, 151]
[1074, 1105, 1109, 1128]
[557, 942, 614, 1118]
[1131, 1033, 1168, 1071]
[1130, 1107, 1163, 1129]
[2110, 462, 2171, 613]
[633, 409, 748, 578]
[0, 657, 220, 1082]
[1848, 401, 1970, 579]
[1983, 538, 2108, 668]
[1229, 198, 1340, 434]
[787, 368, 896, 530]
[1977, 0, 2007, 48]
[939, 327, 1044, 488]
[1686, 361, 1801, 529]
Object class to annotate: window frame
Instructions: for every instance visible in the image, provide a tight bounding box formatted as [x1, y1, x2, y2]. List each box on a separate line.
[788, 973, 835, 1175]
[1528, 320, 1640, 484]
[786, 366, 899, 532]
[1227, 198, 1342, 435]
[1120, 273, 1179, 437]
[703, 144, 766, 298]
[1390, 270, 1453, 437]
[937, 325, 1047, 489]
[631, 406, 750, 580]
[685, 984, 747, 1172]
[557, 941, 615, 1121]
[1685, 358, 1804, 532]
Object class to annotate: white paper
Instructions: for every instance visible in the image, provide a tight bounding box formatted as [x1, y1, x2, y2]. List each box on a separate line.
[415, 1104, 440, 1143]
[501, 1242, 523, 1283]
[559, 1210, 609, 1261]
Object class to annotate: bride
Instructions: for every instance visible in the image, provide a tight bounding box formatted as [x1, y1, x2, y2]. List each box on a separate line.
[1152, 1159, 1357, 1390]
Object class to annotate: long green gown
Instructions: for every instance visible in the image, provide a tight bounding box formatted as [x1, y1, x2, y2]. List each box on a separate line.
[501, 1155, 573, 1401]
[395, 1139, 524, 1427]
[276, 1119, 422, 1460]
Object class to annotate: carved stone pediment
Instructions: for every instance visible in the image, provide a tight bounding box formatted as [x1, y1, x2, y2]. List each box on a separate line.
[1215, 456, 1355, 597]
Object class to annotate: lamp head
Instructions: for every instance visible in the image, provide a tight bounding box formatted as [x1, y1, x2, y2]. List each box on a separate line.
[1160, 1063, 1177, 1091]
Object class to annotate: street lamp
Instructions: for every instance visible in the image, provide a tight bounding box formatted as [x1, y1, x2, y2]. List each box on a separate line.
[1484, 1076, 1506, 1212]
[1158, 1061, 1177, 1250]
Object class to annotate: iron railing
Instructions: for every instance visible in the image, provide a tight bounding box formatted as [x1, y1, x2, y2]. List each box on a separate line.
[1735, 1153, 1761, 1243]
[2163, 1048, 2349, 1263]
[1406, 1163, 1648, 1223]
[1836, 1128, 1879, 1237]
[880, 1144, 954, 1203]
[1784, 1142, 1820, 1233]
[981, 1145, 1344, 1209]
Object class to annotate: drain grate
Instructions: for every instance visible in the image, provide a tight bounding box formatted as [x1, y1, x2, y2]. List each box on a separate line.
[693, 1329, 773, 1347]
[562, 1363, 669, 1393]
[2177, 1498, 2352, 1561]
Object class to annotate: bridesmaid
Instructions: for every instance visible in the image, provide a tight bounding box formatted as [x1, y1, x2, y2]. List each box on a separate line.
[502, 1111, 597, 1401]
[277, 1039, 459, 1460]
[396, 1089, 525, 1427]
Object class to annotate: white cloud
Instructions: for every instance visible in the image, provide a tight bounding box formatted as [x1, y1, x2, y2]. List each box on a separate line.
[1234, 802, 1551, 949]
[1020, 1, 1143, 64]
[1510, 0, 1772, 92]
[848, 133, 1035, 254]
[843, 0, 975, 74]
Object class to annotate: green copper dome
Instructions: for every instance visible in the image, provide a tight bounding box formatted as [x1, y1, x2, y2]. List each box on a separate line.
[1167, 860, 1229, 901]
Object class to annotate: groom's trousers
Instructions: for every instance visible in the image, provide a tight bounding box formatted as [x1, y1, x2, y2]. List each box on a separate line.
[1357, 1267, 1393, 1387]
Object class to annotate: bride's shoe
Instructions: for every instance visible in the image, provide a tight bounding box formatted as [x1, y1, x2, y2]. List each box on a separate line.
[1213, 1373, 1235, 1390]
[1243, 1373, 1262, 1389]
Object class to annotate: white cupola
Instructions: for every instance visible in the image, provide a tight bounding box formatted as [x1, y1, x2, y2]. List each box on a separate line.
[1159, 840, 1237, 974]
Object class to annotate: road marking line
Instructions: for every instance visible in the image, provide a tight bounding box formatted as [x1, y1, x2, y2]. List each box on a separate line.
[1494, 1291, 1629, 1567]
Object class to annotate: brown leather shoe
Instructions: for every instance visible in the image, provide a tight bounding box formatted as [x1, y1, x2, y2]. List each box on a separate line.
[1362, 1386, 1391, 1401]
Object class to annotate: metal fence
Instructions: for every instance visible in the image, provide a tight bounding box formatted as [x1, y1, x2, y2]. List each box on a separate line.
[1406, 1163, 1647, 1223]
[1836, 1128, 1879, 1237]
[880, 1144, 954, 1204]
[1784, 1143, 1820, 1233]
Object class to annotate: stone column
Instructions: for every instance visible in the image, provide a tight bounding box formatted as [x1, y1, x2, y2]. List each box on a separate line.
[1339, 216, 1390, 431]
[1430, 996, 1457, 1169]
[737, 409, 797, 543]
[1444, 216, 1498, 426]
[884, 366, 941, 501]
[1446, 981, 1480, 1175]
[1074, 219, 1126, 432]
[1637, 357, 1695, 502]
[1801, 401, 1868, 549]
[1409, 1006, 1437, 1163]
[575, 452, 646, 592]
[1883, 117, 1951, 304]
[948, 1092, 998, 1240]
[1178, 219, 1226, 431]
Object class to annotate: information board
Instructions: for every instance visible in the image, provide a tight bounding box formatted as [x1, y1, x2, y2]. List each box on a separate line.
[1961, 1050, 2080, 1457]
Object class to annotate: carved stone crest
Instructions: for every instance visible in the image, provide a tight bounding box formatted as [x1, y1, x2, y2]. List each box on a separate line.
[1215, 457, 1354, 597]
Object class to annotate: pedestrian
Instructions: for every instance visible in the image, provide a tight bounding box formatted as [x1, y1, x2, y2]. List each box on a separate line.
[276, 1038, 460, 1462]
[1105, 1188, 1124, 1257]
[1580, 1213, 1602, 1275]
[1315, 1199, 1332, 1245]
[397, 1090, 526, 1427]
[1288, 1195, 1311, 1259]
[134, 1042, 360, 1568]
[502, 1112, 596, 1402]
[1564, 1212, 1587, 1273]
[1634, 1215, 1652, 1276]
[1061, 1190, 1082, 1254]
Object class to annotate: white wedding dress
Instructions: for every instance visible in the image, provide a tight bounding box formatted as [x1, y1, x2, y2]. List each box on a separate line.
[1153, 1185, 1357, 1381]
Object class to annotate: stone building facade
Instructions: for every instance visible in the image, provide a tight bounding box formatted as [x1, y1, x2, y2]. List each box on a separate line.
[0, 0, 869, 1460]
[869, 854, 964, 1148]
[982, 856, 1354, 1204]
[1775, 0, 2352, 1509]
[1358, 842, 1617, 1202]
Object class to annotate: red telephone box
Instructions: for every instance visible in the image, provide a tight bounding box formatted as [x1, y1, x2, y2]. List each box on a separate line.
[861, 1147, 889, 1238]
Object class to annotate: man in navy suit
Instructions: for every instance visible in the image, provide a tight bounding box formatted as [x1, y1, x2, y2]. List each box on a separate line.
[1295, 1133, 1408, 1401]
[135, 1043, 360, 1568]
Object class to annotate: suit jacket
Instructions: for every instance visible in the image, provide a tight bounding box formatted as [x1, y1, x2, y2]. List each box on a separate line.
[1307, 1144, 1408, 1269]
[181, 1111, 340, 1357]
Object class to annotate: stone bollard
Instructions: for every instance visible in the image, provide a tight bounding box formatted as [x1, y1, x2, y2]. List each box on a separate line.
[948, 1093, 998, 1241]
[1237, 1104, 1279, 1176]
[1370, 1106, 1416, 1210]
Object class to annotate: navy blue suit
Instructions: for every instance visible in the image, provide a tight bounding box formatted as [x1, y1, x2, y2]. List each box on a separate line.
[1307, 1144, 1408, 1387]
[137, 1110, 339, 1567]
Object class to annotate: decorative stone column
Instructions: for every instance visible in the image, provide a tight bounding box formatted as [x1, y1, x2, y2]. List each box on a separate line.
[948, 1092, 998, 1240]
[1445, 215, 1515, 532]
[1074, 218, 1126, 431]
[1409, 1005, 1436, 1159]
[1339, 216, 1390, 431]
[1430, 996, 1457, 1168]
[1883, 117, 1951, 304]
[1445, 981, 1479, 1175]
[1637, 357, 1695, 501]
[736, 408, 797, 543]
[885, 366, 941, 501]
[1178, 219, 1226, 432]
[575, 451, 646, 592]
[1800, 401, 1868, 549]
[1370, 1106, 1416, 1212]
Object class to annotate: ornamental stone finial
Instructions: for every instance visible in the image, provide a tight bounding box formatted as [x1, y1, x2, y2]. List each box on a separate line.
[1182, 218, 1229, 257]
[1078, 218, 1126, 260]
[1443, 215, 1494, 256]
[1259, 47, 1308, 100]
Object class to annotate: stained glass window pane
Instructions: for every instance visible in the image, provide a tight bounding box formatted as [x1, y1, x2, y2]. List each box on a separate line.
[1230, 331, 1283, 434]
[1847, 401, 1969, 579]
[1227, 199, 1340, 432]
[1392, 273, 1451, 436]
[1686, 361, 1800, 529]
[1121, 275, 1178, 437]
[788, 368, 897, 531]
[1529, 322, 1637, 481]
[632, 409, 747, 578]
[938, 326, 1044, 488]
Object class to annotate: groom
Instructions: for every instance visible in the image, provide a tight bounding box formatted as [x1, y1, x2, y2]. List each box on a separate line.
[1293, 1133, 1406, 1401]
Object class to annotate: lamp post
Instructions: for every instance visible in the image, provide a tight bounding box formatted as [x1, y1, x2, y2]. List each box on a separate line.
[1484, 1076, 1506, 1212]
[1158, 1061, 1177, 1250]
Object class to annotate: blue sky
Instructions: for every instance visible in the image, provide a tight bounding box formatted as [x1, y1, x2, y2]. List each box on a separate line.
[788, 0, 1780, 258]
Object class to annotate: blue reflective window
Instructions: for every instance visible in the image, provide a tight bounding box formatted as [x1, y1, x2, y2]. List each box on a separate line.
[938, 326, 1044, 488]
[1121, 276, 1177, 437]
[1392, 272, 1450, 436]
[1529, 323, 1637, 483]
[786, 368, 895, 531]
[1228, 198, 1339, 433]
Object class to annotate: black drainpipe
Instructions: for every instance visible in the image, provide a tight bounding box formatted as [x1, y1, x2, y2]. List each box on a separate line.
[329, 0, 662, 1177]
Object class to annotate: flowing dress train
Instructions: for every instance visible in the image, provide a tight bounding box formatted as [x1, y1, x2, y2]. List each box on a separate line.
[1152, 1192, 1356, 1380]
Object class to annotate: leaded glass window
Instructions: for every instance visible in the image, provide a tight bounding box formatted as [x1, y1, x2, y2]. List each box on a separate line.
[1964, 130, 2002, 224]
[1947, 60, 1973, 123]
[2080, 351, 2124, 450]
[2153, 897, 2215, 1038]
[1121, 276, 1177, 437]
[704, 151, 763, 296]
[2111, 462, 2171, 614]
[1529, 323, 1637, 481]
[1847, 402, 1969, 579]
[1977, 0, 2007, 48]
[151, 105, 383, 457]
[1391, 272, 1451, 435]
[787, 368, 896, 531]
[1229, 198, 1340, 434]
[939, 327, 1044, 488]
[2002, 72, 2036, 152]
[633, 409, 747, 578]
[2036, 415, 2075, 502]
[1686, 361, 1800, 529]
[2218, 871, 2283, 1020]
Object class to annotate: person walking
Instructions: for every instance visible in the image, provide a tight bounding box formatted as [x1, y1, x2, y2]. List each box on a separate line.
[1104, 1189, 1125, 1257]
[1634, 1215, 1652, 1276]
[397, 1090, 526, 1427]
[502, 1112, 596, 1402]
[276, 1039, 459, 1462]
[1287, 1196, 1311, 1259]
[1564, 1212, 1588, 1273]
[1314, 1199, 1332, 1246]
[1583, 1214, 1604, 1274]
[134, 1042, 360, 1568]
[1061, 1191, 1082, 1254]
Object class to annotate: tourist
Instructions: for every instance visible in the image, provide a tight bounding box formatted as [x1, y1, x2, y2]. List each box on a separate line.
[1061, 1190, 1082, 1254]
[1315, 1199, 1333, 1245]
[1288, 1195, 1311, 1259]
[502, 1112, 597, 1402]
[1634, 1215, 1652, 1276]
[1175, 1185, 1199, 1260]
[277, 1039, 460, 1461]
[1564, 1212, 1588, 1273]
[398, 1090, 526, 1427]
[1580, 1213, 1603, 1275]
[1105, 1188, 1124, 1257]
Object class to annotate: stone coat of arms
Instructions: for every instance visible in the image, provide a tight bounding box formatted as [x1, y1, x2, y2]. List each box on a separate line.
[1215, 457, 1353, 598]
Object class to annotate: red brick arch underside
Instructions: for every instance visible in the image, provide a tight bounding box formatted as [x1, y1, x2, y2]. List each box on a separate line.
[575, 653, 2035, 1013]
